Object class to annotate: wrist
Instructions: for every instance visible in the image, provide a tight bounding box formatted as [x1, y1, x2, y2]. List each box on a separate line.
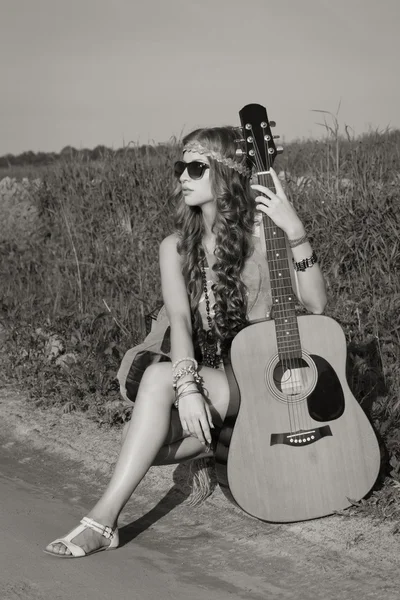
[174, 386, 200, 409]
[178, 373, 196, 386]
[285, 223, 306, 240]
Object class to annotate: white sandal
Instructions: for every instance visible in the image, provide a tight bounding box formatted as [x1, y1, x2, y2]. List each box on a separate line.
[44, 516, 119, 558]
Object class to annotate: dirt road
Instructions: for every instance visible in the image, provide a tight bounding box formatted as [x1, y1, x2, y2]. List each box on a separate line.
[1, 386, 400, 599]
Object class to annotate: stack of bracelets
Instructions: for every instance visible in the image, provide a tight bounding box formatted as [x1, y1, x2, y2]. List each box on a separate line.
[292, 250, 318, 272]
[172, 357, 202, 410]
[288, 233, 318, 272]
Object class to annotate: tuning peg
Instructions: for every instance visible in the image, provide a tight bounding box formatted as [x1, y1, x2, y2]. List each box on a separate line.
[234, 138, 245, 143]
[273, 135, 280, 139]
[235, 148, 246, 156]
[276, 145, 284, 154]
[269, 121, 276, 127]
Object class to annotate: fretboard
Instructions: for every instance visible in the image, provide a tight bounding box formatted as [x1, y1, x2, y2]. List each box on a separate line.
[258, 172, 302, 360]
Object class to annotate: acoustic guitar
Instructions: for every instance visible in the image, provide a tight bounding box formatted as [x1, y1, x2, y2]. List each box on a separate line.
[214, 103, 380, 522]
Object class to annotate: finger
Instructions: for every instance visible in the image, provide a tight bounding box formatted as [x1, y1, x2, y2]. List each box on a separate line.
[199, 417, 212, 444]
[204, 404, 214, 429]
[251, 184, 273, 197]
[256, 203, 271, 215]
[254, 194, 272, 206]
[268, 168, 285, 194]
[192, 419, 207, 445]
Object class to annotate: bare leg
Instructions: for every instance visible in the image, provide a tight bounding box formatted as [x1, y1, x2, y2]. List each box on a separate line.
[120, 410, 216, 465]
[46, 362, 229, 555]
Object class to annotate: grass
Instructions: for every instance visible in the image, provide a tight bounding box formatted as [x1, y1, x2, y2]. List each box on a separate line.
[1, 127, 400, 518]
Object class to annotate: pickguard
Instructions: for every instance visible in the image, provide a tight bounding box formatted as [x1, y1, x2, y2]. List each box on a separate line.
[306, 355, 345, 421]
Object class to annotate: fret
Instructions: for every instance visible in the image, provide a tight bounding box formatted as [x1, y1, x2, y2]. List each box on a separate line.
[274, 322, 298, 328]
[266, 261, 291, 273]
[269, 276, 292, 283]
[271, 301, 297, 308]
[265, 240, 287, 251]
[275, 331, 301, 341]
[270, 292, 294, 299]
[279, 350, 303, 360]
[269, 278, 292, 285]
[272, 301, 297, 308]
[275, 330, 301, 337]
[278, 340, 302, 350]
[269, 292, 294, 298]
[265, 253, 288, 261]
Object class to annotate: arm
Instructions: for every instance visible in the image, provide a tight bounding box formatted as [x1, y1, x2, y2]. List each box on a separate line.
[252, 169, 327, 316]
[159, 234, 213, 445]
[286, 231, 327, 315]
[159, 233, 194, 363]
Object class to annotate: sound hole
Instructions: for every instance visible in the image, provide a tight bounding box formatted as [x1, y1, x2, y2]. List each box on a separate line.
[272, 358, 313, 401]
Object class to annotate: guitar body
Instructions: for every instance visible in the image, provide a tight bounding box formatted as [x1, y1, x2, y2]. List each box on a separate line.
[215, 315, 380, 522]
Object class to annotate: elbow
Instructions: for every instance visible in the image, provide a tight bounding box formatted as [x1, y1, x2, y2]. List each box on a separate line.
[308, 298, 327, 315]
[168, 313, 192, 333]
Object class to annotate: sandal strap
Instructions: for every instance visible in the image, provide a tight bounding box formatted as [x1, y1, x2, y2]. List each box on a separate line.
[80, 516, 114, 540]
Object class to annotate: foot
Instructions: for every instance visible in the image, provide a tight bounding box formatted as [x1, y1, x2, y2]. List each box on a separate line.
[45, 514, 118, 557]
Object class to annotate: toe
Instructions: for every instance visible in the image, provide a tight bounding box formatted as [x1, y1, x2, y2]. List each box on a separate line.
[45, 542, 69, 555]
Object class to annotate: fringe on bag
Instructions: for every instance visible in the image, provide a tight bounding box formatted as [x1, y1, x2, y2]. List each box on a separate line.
[186, 457, 218, 506]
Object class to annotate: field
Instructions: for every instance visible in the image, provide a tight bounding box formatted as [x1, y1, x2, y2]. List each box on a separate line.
[0, 128, 399, 518]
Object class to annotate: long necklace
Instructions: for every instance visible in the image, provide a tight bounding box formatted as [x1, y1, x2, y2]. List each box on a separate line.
[200, 259, 221, 369]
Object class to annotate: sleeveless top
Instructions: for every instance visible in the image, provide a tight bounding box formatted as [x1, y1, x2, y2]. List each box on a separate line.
[117, 230, 273, 403]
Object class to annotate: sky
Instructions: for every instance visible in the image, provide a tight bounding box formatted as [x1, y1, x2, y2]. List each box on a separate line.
[1, 0, 399, 155]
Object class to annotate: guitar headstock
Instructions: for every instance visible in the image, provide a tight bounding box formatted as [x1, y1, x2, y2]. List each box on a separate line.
[237, 103, 283, 174]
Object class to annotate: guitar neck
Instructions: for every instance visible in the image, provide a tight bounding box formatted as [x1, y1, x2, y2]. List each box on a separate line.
[258, 171, 302, 360]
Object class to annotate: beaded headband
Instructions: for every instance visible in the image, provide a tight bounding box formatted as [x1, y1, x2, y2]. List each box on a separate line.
[183, 141, 252, 177]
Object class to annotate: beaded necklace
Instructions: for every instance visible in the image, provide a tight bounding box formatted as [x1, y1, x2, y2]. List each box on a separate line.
[200, 259, 221, 368]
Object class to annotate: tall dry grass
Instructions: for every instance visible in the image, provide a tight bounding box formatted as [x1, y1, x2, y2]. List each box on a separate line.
[0, 130, 399, 492]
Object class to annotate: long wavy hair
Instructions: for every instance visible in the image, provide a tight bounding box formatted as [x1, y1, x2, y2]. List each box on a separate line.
[172, 126, 256, 356]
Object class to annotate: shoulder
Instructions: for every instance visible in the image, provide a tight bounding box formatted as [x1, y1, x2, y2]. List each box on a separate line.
[159, 233, 185, 279]
[159, 233, 180, 259]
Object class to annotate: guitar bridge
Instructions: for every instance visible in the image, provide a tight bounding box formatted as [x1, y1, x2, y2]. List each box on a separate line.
[270, 425, 332, 447]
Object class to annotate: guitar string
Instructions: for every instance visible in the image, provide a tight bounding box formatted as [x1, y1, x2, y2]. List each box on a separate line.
[255, 126, 312, 437]
[251, 128, 301, 434]
[251, 132, 299, 432]
[259, 144, 313, 436]
[256, 125, 310, 435]
[258, 136, 303, 433]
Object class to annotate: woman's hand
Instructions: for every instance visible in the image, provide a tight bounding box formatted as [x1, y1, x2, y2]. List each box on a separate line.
[251, 167, 305, 239]
[178, 391, 214, 447]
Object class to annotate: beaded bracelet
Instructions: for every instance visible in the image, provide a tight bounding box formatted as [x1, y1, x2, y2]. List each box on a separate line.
[172, 365, 202, 389]
[288, 233, 308, 248]
[292, 250, 318, 272]
[172, 357, 198, 373]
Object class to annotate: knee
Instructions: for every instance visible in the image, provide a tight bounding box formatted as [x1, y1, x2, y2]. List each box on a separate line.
[137, 362, 173, 402]
[121, 421, 130, 444]
[141, 362, 171, 388]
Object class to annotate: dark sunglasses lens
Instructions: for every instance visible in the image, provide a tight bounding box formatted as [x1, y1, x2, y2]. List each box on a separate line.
[188, 162, 208, 179]
[174, 161, 186, 178]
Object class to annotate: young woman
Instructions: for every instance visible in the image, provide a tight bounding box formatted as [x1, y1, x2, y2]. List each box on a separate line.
[44, 126, 327, 558]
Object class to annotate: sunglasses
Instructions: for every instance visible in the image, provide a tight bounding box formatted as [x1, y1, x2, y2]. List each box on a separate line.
[174, 160, 210, 180]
